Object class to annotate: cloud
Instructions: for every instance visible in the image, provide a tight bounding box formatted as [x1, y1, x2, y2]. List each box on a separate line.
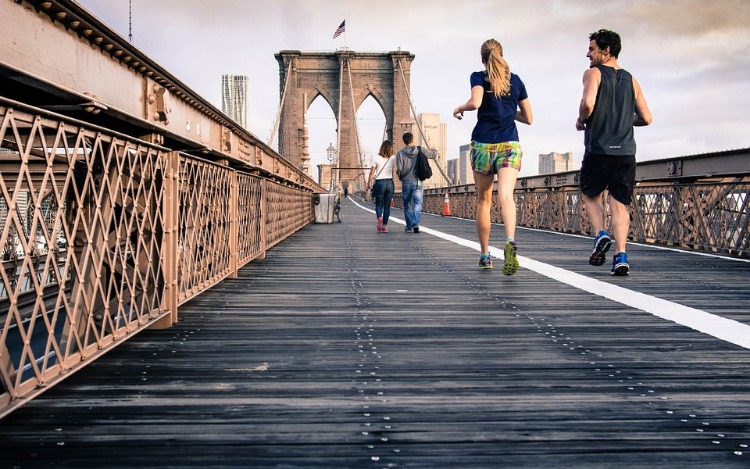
[75, 0, 750, 178]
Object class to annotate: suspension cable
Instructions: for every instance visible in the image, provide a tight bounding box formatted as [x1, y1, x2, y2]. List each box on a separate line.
[346, 57, 367, 187]
[267, 61, 291, 149]
[396, 58, 450, 182]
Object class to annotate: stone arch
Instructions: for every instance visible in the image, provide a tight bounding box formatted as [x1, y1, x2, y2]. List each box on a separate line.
[275, 50, 415, 192]
[357, 89, 389, 132]
[308, 88, 335, 117]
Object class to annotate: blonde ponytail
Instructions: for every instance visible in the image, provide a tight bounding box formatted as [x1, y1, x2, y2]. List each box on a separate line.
[481, 39, 511, 97]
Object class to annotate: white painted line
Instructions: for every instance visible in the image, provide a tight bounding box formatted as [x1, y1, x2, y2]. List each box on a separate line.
[349, 197, 750, 349]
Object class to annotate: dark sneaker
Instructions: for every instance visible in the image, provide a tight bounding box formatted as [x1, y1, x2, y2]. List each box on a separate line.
[503, 240, 519, 275]
[404, 227, 413, 232]
[589, 230, 612, 266]
[478, 254, 493, 269]
[611, 252, 630, 276]
[413, 226, 420, 233]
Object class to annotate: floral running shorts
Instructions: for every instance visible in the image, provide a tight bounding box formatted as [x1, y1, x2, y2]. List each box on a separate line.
[470, 141, 523, 175]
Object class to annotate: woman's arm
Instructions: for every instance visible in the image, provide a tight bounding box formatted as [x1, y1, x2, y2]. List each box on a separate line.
[516, 98, 533, 125]
[453, 85, 484, 119]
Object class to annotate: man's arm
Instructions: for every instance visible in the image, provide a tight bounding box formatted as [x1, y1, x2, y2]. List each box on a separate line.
[576, 68, 600, 131]
[632, 76, 653, 127]
[395, 153, 404, 180]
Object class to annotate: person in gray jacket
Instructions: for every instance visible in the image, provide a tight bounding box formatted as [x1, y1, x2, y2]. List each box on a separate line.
[396, 131, 437, 233]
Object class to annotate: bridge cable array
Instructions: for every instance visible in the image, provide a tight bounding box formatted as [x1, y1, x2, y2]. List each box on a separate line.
[396, 58, 451, 183]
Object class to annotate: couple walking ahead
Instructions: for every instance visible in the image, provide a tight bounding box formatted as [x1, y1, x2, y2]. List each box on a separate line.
[367, 133, 436, 234]
[453, 29, 651, 276]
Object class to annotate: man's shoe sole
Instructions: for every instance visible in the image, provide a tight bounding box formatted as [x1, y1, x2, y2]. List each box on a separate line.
[589, 237, 612, 266]
[611, 264, 630, 276]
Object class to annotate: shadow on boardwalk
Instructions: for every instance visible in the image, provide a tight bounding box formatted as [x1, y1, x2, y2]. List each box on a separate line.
[1, 197, 749, 468]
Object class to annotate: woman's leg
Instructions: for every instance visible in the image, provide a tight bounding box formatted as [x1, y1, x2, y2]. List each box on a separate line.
[474, 171, 495, 254]
[382, 181, 394, 225]
[496, 167, 519, 239]
[373, 180, 384, 220]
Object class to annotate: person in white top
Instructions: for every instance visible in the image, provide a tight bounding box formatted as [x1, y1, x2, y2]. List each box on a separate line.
[367, 140, 396, 232]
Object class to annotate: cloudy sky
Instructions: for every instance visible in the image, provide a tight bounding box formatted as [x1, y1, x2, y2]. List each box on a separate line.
[76, 0, 750, 178]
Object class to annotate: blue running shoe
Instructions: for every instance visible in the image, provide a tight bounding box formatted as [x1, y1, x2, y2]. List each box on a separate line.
[589, 230, 612, 266]
[611, 252, 630, 276]
[478, 253, 493, 270]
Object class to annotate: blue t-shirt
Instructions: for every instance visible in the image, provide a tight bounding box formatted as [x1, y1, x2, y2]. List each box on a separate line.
[470, 71, 528, 144]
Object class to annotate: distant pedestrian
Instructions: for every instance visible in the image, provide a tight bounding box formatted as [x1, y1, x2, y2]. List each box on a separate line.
[396, 132, 436, 234]
[367, 140, 396, 232]
[576, 29, 652, 275]
[453, 38, 532, 274]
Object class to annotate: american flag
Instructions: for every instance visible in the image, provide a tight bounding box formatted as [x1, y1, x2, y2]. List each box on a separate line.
[333, 20, 345, 39]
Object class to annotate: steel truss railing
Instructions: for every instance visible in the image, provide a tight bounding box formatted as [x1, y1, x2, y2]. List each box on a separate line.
[0, 101, 313, 418]
[415, 176, 749, 258]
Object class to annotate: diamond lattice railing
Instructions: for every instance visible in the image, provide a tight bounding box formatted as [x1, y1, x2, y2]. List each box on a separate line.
[176, 156, 234, 303]
[0, 104, 169, 408]
[422, 180, 748, 257]
[236, 173, 264, 266]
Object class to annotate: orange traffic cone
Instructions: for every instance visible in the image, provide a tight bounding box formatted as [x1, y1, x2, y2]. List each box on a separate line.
[390, 198, 395, 207]
[441, 191, 452, 217]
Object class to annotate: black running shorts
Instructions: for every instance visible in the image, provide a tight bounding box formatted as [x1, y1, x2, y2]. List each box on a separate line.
[579, 153, 636, 205]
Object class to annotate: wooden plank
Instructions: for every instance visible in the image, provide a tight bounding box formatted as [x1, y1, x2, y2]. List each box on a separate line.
[0, 197, 748, 467]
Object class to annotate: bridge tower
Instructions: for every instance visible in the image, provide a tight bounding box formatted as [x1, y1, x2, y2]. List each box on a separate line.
[275, 50, 415, 194]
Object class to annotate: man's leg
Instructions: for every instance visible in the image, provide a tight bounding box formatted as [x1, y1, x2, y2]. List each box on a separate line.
[402, 183, 414, 230]
[584, 192, 612, 266]
[583, 192, 606, 235]
[412, 185, 424, 231]
[608, 196, 630, 255]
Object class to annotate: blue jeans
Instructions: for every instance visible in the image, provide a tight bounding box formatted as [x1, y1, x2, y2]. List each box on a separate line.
[372, 179, 394, 224]
[401, 181, 424, 229]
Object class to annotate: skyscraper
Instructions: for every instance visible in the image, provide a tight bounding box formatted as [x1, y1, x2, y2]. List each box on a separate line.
[458, 144, 475, 186]
[538, 152, 574, 175]
[221, 74, 249, 129]
[416, 113, 448, 188]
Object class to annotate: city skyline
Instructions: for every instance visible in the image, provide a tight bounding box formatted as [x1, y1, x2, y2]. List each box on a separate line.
[77, 0, 750, 177]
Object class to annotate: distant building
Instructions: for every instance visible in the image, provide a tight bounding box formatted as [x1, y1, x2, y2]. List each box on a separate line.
[539, 152, 574, 174]
[458, 144, 475, 185]
[416, 113, 448, 188]
[447, 158, 458, 185]
[221, 74, 249, 129]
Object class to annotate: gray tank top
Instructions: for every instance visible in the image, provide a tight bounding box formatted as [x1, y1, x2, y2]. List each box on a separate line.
[584, 65, 636, 156]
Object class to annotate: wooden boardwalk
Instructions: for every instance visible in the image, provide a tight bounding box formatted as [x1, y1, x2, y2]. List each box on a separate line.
[1, 197, 749, 468]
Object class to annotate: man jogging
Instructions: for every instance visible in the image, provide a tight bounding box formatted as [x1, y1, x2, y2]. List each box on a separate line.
[576, 28, 652, 276]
